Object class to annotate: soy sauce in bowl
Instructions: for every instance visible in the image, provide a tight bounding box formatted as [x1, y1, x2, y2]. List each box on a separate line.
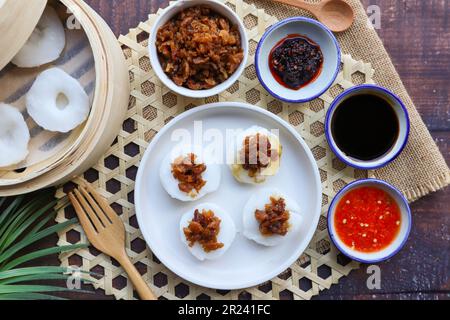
[325, 85, 410, 170]
[331, 94, 399, 161]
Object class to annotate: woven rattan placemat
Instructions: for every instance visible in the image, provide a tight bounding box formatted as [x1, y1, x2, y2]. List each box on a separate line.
[56, 0, 449, 300]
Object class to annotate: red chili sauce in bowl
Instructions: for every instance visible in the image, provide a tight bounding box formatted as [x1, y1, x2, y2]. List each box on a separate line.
[334, 186, 401, 253]
[269, 34, 323, 90]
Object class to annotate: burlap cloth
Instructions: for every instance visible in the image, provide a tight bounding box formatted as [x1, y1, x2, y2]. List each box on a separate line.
[56, 0, 449, 300]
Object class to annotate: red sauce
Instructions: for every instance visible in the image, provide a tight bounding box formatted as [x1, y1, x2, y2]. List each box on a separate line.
[334, 187, 401, 253]
[269, 34, 323, 90]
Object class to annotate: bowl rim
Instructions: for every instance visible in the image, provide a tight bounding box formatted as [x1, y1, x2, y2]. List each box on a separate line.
[148, 0, 249, 99]
[325, 84, 411, 170]
[255, 16, 341, 103]
[327, 178, 412, 264]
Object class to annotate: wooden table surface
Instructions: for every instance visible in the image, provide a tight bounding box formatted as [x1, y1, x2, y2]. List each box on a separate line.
[46, 0, 449, 300]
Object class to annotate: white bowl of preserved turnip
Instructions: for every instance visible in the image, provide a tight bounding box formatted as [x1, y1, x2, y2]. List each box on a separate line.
[0, 0, 129, 196]
[149, 0, 248, 98]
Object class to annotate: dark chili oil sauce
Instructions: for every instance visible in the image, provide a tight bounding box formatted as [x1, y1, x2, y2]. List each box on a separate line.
[331, 94, 399, 161]
[269, 34, 323, 90]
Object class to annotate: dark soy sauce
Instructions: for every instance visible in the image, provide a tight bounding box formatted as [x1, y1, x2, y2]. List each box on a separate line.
[331, 94, 399, 161]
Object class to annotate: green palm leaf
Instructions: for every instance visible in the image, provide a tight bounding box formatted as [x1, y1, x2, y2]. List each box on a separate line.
[0, 273, 86, 285]
[0, 284, 91, 294]
[0, 218, 78, 265]
[0, 198, 59, 251]
[0, 292, 67, 300]
[2, 244, 87, 271]
[0, 266, 69, 279]
[0, 196, 24, 236]
[0, 189, 92, 300]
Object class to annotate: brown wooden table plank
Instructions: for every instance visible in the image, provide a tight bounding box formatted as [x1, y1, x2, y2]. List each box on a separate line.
[52, 0, 449, 300]
[360, 0, 450, 131]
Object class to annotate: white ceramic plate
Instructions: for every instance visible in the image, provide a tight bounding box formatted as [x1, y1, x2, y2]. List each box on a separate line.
[135, 102, 322, 289]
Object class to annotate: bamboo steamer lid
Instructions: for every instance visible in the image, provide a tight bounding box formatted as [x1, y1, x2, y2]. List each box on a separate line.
[0, 0, 48, 70]
[0, 0, 129, 196]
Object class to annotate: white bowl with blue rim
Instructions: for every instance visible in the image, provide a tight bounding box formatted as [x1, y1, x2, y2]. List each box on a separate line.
[148, 0, 248, 99]
[325, 84, 410, 170]
[328, 179, 412, 263]
[255, 17, 341, 103]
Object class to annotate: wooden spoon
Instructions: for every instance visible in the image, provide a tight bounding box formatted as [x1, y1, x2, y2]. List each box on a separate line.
[272, 0, 355, 32]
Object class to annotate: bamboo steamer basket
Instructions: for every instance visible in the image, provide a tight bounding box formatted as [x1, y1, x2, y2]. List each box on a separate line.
[0, 0, 98, 186]
[0, 0, 129, 196]
[0, 0, 82, 186]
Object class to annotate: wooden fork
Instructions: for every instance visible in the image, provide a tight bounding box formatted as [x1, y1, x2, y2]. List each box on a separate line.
[68, 183, 156, 300]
